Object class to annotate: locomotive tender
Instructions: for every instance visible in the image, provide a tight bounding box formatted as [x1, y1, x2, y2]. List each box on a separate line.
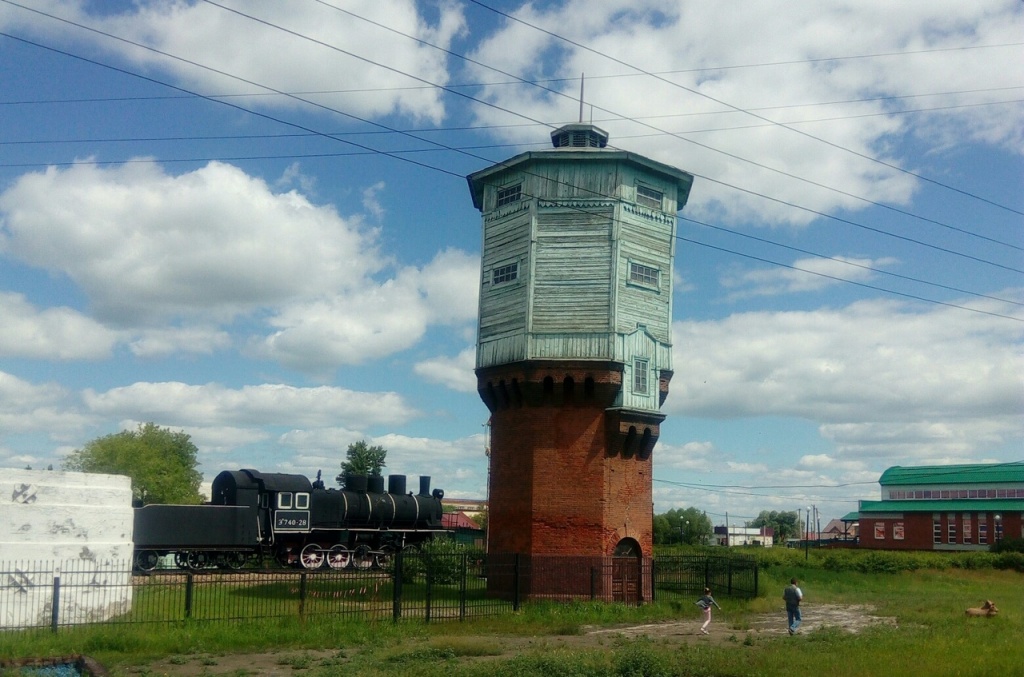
[132, 469, 445, 571]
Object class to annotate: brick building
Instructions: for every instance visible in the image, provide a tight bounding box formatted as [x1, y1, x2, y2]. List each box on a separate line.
[468, 123, 693, 599]
[857, 462, 1024, 551]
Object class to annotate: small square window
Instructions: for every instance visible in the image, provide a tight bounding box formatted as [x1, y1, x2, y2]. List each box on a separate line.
[492, 262, 518, 285]
[496, 183, 522, 206]
[629, 262, 659, 288]
[633, 358, 649, 394]
[636, 185, 663, 210]
[296, 494, 309, 510]
[278, 492, 293, 510]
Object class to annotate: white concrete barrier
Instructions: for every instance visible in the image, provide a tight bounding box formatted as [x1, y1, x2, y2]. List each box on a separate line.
[0, 469, 134, 628]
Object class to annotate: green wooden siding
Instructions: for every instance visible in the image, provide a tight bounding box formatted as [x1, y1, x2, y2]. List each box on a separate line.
[472, 144, 693, 415]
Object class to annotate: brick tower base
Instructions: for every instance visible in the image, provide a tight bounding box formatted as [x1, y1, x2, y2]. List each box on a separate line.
[479, 361, 666, 601]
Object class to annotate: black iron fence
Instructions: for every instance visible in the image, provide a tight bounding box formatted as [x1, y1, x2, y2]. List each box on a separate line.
[0, 552, 757, 632]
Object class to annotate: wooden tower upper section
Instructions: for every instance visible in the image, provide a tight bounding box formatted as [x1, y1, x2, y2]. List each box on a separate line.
[467, 123, 694, 415]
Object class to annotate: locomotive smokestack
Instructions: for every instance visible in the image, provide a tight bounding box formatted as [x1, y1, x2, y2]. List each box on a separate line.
[419, 476, 431, 496]
[388, 474, 407, 495]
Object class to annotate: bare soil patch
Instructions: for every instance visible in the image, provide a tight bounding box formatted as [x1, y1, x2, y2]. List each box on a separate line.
[132, 603, 897, 676]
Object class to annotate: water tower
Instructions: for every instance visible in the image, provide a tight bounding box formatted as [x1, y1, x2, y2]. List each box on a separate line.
[468, 123, 693, 598]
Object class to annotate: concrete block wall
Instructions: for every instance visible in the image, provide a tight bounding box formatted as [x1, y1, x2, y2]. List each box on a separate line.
[0, 469, 134, 628]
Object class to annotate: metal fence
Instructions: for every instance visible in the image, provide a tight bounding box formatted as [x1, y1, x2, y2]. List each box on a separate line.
[1, 552, 757, 632]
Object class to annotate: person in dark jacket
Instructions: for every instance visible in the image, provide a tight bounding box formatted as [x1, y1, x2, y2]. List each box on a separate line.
[783, 578, 803, 634]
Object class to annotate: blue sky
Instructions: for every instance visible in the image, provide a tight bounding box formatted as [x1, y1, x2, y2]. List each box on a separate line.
[1, 0, 1021, 529]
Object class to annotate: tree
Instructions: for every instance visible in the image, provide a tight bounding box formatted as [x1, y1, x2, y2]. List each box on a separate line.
[749, 510, 801, 544]
[653, 507, 713, 545]
[62, 422, 203, 505]
[335, 439, 387, 486]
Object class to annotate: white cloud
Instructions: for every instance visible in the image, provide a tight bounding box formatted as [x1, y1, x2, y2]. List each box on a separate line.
[721, 256, 898, 299]
[466, 0, 1023, 225]
[415, 347, 477, 392]
[0, 161, 379, 324]
[128, 326, 233, 358]
[667, 296, 1024, 460]
[253, 248, 478, 374]
[0, 292, 119, 359]
[0, 370, 92, 436]
[361, 181, 386, 221]
[82, 381, 419, 428]
[0, 0, 466, 123]
[1, 161, 479, 374]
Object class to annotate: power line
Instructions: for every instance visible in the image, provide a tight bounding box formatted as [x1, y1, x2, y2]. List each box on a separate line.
[2, 11, 1021, 319]
[467, 0, 1024, 219]
[310, 0, 1024, 257]
[9, 0, 1019, 268]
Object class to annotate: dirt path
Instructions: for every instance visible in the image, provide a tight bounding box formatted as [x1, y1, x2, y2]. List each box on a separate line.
[131, 604, 897, 676]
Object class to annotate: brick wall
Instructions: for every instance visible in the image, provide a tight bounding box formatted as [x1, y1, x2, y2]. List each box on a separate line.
[481, 363, 656, 559]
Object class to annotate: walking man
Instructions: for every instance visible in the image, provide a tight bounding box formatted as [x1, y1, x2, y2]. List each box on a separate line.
[783, 577, 803, 635]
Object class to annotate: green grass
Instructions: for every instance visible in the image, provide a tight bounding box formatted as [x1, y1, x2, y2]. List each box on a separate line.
[1, 564, 1020, 676]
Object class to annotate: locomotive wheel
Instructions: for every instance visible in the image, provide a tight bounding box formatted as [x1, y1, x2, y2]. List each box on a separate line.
[375, 545, 396, 569]
[351, 545, 374, 571]
[174, 552, 189, 569]
[327, 545, 351, 570]
[134, 550, 160, 572]
[186, 551, 207, 570]
[300, 543, 325, 569]
[223, 552, 247, 570]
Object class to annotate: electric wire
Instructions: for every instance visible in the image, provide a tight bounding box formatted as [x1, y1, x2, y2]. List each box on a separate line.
[6, 0, 1020, 268]
[1, 29, 1020, 323]
[313, 0, 1024, 252]
[1, 6, 1020, 319]
[467, 0, 1024, 218]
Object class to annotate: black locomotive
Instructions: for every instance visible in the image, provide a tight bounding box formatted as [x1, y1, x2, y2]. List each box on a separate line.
[132, 469, 445, 571]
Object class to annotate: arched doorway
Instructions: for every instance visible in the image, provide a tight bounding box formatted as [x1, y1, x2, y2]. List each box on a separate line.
[612, 538, 642, 602]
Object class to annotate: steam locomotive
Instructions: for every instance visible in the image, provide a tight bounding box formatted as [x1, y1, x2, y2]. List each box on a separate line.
[132, 469, 445, 571]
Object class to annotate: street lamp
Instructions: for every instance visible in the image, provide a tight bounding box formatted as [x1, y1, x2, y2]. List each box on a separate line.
[685, 520, 690, 546]
[995, 514, 1003, 546]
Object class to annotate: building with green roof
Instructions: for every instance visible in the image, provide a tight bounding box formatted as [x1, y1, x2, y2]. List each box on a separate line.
[857, 461, 1023, 551]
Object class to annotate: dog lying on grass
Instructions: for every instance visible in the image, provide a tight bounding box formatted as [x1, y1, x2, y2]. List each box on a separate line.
[965, 600, 999, 617]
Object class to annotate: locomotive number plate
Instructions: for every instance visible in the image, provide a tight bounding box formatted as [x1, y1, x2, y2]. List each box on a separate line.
[274, 510, 310, 531]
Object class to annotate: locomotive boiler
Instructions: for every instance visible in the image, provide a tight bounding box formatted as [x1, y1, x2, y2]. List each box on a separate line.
[132, 469, 445, 571]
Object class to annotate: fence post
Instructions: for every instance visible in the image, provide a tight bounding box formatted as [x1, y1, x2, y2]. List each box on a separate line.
[590, 567, 597, 601]
[185, 574, 194, 619]
[298, 572, 307, 619]
[727, 558, 733, 595]
[634, 557, 643, 606]
[459, 553, 468, 621]
[50, 574, 61, 633]
[425, 554, 433, 624]
[513, 554, 520, 612]
[392, 550, 403, 622]
[650, 558, 656, 603]
[704, 556, 710, 590]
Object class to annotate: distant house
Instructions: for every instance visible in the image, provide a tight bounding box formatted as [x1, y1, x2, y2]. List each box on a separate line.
[441, 511, 485, 548]
[443, 497, 487, 520]
[821, 517, 858, 541]
[856, 462, 1023, 551]
[713, 525, 774, 547]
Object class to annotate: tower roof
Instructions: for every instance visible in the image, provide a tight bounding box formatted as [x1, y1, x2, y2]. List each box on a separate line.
[466, 124, 693, 211]
[549, 123, 609, 148]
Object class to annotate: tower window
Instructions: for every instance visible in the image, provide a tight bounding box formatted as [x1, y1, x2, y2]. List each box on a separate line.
[492, 261, 518, 285]
[636, 184, 663, 210]
[496, 183, 522, 206]
[629, 262, 660, 288]
[633, 358, 649, 394]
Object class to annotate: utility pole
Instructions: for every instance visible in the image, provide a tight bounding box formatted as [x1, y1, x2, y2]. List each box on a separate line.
[804, 506, 811, 560]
